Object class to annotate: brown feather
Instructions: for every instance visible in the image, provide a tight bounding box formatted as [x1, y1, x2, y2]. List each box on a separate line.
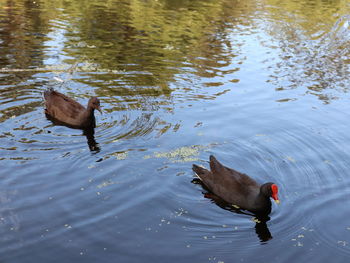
[44, 89, 100, 129]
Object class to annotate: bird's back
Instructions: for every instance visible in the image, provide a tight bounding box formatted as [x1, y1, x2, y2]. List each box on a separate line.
[193, 155, 261, 210]
[44, 89, 89, 128]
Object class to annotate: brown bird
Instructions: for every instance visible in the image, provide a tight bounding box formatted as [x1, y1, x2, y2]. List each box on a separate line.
[192, 155, 280, 215]
[44, 88, 102, 129]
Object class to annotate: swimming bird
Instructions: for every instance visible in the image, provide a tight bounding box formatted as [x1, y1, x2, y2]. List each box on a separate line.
[192, 155, 280, 215]
[44, 88, 101, 129]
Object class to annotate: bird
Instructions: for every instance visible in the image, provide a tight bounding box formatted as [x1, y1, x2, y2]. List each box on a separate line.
[192, 155, 280, 215]
[44, 88, 102, 129]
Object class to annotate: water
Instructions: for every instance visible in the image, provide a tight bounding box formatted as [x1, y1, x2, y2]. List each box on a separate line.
[0, 0, 350, 262]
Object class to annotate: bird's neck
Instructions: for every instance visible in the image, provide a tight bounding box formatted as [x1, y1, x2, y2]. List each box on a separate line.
[79, 106, 95, 124]
[85, 105, 95, 115]
[254, 193, 272, 214]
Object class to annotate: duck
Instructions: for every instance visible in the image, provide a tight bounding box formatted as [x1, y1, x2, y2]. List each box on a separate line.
[44, 88, 102, 129]
[192, 155, 280, 215]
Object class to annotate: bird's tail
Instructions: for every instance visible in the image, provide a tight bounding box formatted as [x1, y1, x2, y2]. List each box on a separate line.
[209, 155, 226, 173]
[192, 164, 210, 179]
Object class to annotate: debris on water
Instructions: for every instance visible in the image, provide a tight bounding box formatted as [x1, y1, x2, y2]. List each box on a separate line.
[292, 233, 305, 246]
[286, 156, 296, 162]
[113, 152, 128, 160]
[143, 144, 217, 163]
[144, 146, 200, 162]
[97, 180, 115, 189]
[338, 241, 348, 246]
[252, 217, 261, 223]
[175, 208, 188, 217]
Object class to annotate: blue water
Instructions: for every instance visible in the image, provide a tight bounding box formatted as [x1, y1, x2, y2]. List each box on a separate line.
[0, 0, 350, 262]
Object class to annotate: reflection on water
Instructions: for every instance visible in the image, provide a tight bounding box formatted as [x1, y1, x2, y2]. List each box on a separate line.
[83, 128, 100, 153]
[264, 9, 350, 103]
[0, 0, 350, 262]
[45, 105, 100, 152]
[47, 122, 100, 153]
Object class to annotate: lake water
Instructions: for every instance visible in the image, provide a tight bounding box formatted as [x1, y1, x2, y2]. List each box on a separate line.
[0, 0, 350, 262]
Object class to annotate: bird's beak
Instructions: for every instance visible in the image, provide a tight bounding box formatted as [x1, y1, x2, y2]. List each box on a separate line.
[97, 106, 102, 114]
[272, 192, 280, 204]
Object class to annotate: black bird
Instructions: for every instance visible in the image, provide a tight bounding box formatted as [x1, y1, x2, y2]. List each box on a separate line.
[192, 155, 280, 215]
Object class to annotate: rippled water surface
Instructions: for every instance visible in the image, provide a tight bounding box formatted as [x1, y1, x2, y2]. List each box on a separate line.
[1, 0, 350, 262]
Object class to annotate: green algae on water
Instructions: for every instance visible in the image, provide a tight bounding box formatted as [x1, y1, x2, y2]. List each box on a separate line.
[143, 145, 213, 163]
